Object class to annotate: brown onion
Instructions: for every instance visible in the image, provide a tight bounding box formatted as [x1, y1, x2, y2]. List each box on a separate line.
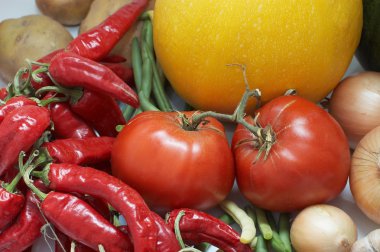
[329, 71, 380, 148]
[350, 125, 380, 224]
[290, 204, 357, 252]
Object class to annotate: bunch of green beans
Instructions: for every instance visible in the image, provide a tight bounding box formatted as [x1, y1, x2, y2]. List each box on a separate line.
[123, 15, 173, 120]
[246, 206, 293, 252]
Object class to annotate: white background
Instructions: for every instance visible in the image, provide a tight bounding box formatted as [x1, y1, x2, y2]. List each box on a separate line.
[0, 1, 377, 251]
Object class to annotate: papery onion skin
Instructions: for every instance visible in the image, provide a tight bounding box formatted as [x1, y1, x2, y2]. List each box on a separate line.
[290, 204, 357, 252]
[350, 125, 380, 224]
[329, 71, 380, 148]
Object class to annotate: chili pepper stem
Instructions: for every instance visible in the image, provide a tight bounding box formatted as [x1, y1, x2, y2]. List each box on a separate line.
[4, 149, 41, 192]
[174, 210, 187, 249]
[3, 172, 22, 193]
[23, 166, 47, 200]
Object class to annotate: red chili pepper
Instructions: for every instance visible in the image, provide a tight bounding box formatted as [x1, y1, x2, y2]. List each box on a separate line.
[151, 211, 182, 251]
[0, 96, 37, 124]
[0, 105, 51, 177]
[103, 62, 134, 86]
[166, 208, 252, 252]
[50, 101, 97, 139]
[70, 89, 126, 137]
[56, 230, 95, 252]
[0, 88, 8, 100]
[66, 0, 148, 61]
[49, 51, 139, 107]
[0, 177, 24, 231]
[0, 190, 44, 252]
[40, 137, 114, 166]
[82, 194, 111, 221]
[101, 54, 127, 63]
[38, 163, 159, 251]
[30, 188, 132, 252]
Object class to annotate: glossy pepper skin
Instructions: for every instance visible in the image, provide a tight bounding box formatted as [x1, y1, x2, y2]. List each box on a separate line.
[103, 62, 134, 85]
[66, 0, 148, 61]
[166, 208, 252, 252]
[0, 183, 24, 231]
[151, 212, 181, 251]
[0, 88, 8, 100]
[41, 191, 132, 252]
[55, 229, 95, 252]
[0, 190, 44, 252]
[42, 137, 114, 166]
[49, 101, 96, 139]
[49, 51, 139, 107]
[0, 96, 37, 124]
[0, 105, 51, 177]
[70, 89, 126, 137]
[42, 163, 161, 252]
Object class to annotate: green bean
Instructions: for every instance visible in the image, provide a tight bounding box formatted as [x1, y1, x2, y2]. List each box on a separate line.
[219, 213, 235, 225]
[266, 211, 287, 252]
[139, 91, 159, 111]
[131, 37, 143, 92]
[141, 45, 153, 98]
[122, 105, 135, 121]
[142, 20, 154, 54]
[220, 200, 256, 244]
[255, 207, 273, 240]
[279, 213, 293, 252]
[256, 235, 268, 252]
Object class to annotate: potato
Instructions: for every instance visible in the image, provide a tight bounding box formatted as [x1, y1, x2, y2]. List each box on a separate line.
[36, 0, 94, 26]
[0, 15, 73, 83]
[79, 0, 155, 64]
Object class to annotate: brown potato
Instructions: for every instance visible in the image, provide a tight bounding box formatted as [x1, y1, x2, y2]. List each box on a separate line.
[0, 15, 73, 83]
[36, 0, 94, 26]
[79, 0, 155, 64]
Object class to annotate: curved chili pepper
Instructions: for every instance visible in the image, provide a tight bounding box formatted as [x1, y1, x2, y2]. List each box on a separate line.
[50, 101, 96, 139]
[103, 62, 134, 85]
[49, 51, 139, 107]
[66, 0, 148, 61]
[151, 211, 182, 251]
[38, 163, 159, 251]
[40, 137, 114, 166]
[0, 105, 51, 177]
[70, 89, 126, 137]
[0, 179, 24, 231]
[0, 190, 44, 252]
[0, 96, 37, 124]
[166, 208, 252, 252]
[35, 190, 132, 252]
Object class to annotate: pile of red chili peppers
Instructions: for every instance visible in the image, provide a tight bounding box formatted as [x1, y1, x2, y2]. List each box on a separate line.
[0, 1, 288, 251]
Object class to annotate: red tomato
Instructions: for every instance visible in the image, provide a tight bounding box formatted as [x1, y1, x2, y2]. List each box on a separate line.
[232, 95, 350, 212]
[111, 111, 235, 211]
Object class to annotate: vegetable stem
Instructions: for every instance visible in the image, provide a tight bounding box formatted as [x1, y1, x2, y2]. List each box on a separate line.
[220, 200, 256, 244]
[266, 211, 287, 252]
[255, 207, 273, 240]
[279, 213, 293, 252]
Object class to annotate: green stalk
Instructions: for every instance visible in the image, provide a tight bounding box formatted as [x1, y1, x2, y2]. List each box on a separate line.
[278, 213, 293, 252]
[255, 207, 273, 240]
[131, 37, 143, 92]
[256, 235, 268, 252]
[266, 211, 287, 252]
[220, 200, 256, 244]
[23, 166, 47, 200]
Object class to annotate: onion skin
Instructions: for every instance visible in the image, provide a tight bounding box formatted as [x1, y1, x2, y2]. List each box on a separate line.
[290, 204, 357, 252]
[350, 125, 380, 224]
[329, 71, 380, 148]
